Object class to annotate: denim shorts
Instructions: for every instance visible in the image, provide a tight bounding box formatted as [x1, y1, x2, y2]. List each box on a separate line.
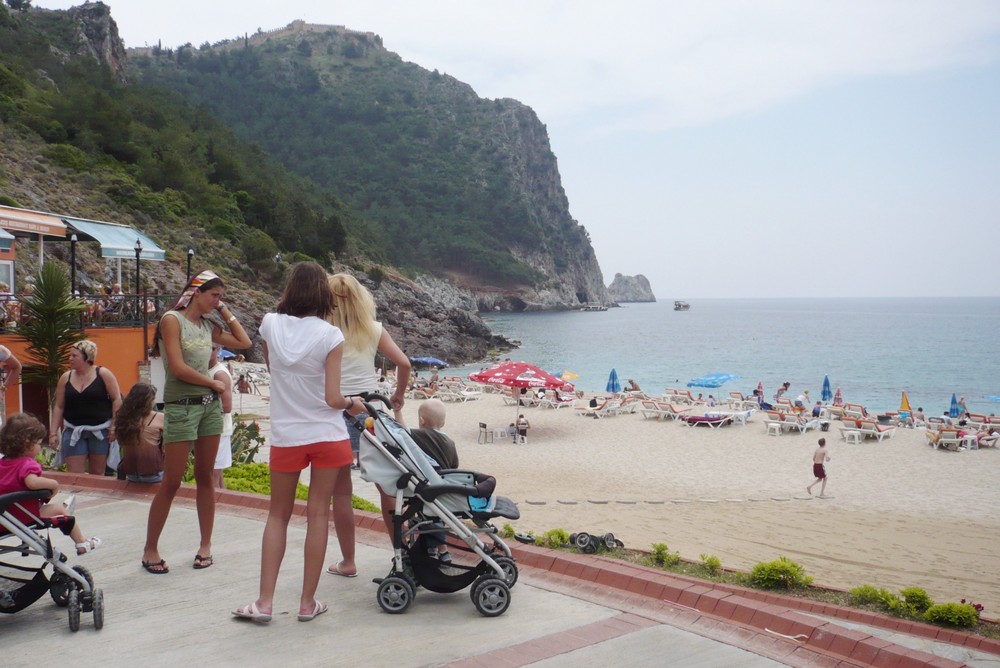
[60, 428, 111, 458]
[344, 412, 364, 454]
[163, 398, 224, 444]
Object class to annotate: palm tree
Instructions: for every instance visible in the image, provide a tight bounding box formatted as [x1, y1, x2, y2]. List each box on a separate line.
[15, 263, 86, 411]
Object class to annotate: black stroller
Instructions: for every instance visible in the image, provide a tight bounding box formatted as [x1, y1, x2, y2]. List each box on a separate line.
[357, 397, 521, 617]
[0, 490, 104, 631]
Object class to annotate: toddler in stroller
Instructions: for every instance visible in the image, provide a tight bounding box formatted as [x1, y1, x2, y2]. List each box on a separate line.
[0, 413, 105, 630]
[358, 396, 521, 617]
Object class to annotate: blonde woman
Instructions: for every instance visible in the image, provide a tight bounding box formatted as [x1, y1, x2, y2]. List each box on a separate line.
[325, 273, 411, 576]
[49, 340, 122, 475]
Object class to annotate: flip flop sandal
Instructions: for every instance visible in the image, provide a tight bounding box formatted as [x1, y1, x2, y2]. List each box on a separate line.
[326, 562, 357, 578]
[193, 554, 214, 569]
[297, 600, 328, 622]
[233, 601, 271, 624]
[142, 559, 169, 574]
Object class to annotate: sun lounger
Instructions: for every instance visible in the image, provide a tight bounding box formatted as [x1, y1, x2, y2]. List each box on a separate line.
[780, 412, 819, 433]
[639, 400, 667, 420]
[681, 414, 733, 428]
[574, 399, 620, 419]
[538, 396, 577, 409]
[656, 402, 692, 421]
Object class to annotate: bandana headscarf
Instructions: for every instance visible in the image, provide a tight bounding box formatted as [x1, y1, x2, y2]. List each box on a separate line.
[172, 270, 220, 310]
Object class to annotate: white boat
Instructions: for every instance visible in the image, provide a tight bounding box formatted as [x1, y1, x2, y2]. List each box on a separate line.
[674, 301, 690, 311]
[579, 304, 608, 312]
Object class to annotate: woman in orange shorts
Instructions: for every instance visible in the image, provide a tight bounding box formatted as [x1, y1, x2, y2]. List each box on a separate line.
[233, 262, 363, 624]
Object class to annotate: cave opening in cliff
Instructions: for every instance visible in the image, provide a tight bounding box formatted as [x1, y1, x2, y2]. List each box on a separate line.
[576, 291, 588, 303]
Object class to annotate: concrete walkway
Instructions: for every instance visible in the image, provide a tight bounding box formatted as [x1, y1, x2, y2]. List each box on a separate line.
[2, 476, 998, 667]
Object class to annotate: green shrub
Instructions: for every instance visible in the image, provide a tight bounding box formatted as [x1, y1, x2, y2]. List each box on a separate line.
[900, 587, 934, 614]
[650, 543, 680, 567]
[699, 553, 722, 575]
[231, 417, 265, 465]
[498, 523, 515, 539]
[923, 602, 979, 628]
[748, 556, 813, 590]
[43, 143, 88, 171]
[540, 528, 569, 549]
[850, 584, 896, 607]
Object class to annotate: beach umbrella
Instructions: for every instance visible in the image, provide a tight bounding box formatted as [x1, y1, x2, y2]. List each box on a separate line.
[218, 348, 237, 360]
[410, 356, 448, 368]
[560, 370, 580, 381]
[686, 372, 741, 389]
[900, 391, 912, 413]
[470, 361, 572, 431]
[949, 393, 960, 418]
[832, 387, 843, 407]
[606, 368, 621, 394]
[822, 375, 832, 402]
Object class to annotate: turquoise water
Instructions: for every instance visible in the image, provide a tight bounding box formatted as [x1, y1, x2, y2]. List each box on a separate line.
[445, 298, 1000, 415]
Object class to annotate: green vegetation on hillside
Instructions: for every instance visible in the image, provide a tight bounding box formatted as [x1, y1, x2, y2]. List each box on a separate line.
[129, 27, 588, 285]
[0, 4, 363, 274]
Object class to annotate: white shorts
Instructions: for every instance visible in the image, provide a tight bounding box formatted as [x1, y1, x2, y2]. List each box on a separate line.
[214, 434, 233, 470]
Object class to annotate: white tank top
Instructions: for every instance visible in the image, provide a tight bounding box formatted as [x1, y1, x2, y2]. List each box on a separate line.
[340, 322, 381, 395]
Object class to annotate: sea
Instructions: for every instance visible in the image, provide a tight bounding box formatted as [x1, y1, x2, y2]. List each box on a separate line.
[443, 297, 1000, 416]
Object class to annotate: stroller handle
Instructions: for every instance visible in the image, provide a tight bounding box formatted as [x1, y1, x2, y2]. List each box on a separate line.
[0, 490, 53, 513]
[360, 393, 391, 415]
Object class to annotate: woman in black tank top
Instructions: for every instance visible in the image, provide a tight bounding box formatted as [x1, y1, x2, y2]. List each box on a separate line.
[49, 340, 122, 476]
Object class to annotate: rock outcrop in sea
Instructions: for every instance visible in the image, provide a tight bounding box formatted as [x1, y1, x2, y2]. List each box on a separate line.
[607, 273, 656, 303]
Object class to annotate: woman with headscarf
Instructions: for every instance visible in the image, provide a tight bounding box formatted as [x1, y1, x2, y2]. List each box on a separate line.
[49, 340, 122, 475]
[141, 270, 251, 575]
[324, 273, 410, 577]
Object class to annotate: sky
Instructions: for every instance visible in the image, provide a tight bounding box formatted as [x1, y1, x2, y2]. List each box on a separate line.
[36, 1, 1000, 298]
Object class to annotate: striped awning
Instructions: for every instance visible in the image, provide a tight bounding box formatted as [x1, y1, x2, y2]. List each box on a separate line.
[62, 217, 166, 261]
[0, 205, 67, 237]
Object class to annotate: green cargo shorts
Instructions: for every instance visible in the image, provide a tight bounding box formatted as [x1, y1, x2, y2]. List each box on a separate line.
[163, 398, 223, 444]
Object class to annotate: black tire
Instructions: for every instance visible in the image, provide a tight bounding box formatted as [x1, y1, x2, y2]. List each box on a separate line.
[50, 565, 93, 607]
[68, 590, 80, 632]
[472, 577, 511, 617]
[574, 532, 592, 549]
[92, 589, 104, 630]
[603, 533, 617, 550]
[376, 576, 414, 614]
[492, 556, 518, 588]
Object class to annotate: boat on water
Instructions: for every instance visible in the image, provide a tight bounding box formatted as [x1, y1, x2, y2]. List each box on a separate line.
[579, 304, 608, 312]
[674, 301, 690, 311]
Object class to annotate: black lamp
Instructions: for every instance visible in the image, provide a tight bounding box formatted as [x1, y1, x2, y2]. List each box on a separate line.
[134, 238, 142, 321]
[187, 248, 194, 282]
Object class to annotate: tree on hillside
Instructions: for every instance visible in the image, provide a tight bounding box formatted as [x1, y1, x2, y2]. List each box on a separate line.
[6, 0, 32, 12]
[15, 263, 86, 412]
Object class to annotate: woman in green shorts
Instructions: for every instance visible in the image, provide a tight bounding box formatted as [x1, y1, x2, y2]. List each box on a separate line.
[141, 270, 251, 574]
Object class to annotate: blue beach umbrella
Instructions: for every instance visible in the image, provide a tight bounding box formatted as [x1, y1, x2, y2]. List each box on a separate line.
[686, 372, 741, 389]
[410, 356, 448, 368]
[606, 368, 621, 393]
[949, 393, 960, 418]
[218, 348, 237, 360]
[822, 375, 832, 402]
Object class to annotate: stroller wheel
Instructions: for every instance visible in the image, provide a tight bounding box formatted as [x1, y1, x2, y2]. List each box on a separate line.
[574, 532, 593, 550]
[50, 565, 93, 607]
[67, 590, 81, 632]
[92, 589, 104, 630]
[471, 577, 511, 618]
[492, 556, 518, 588]
[377, 576, 415, 614]
[603, 533, 617, 550]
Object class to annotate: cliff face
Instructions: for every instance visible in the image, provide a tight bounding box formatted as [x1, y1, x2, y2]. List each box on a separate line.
[607, 273, 656, 303]
[35, 2, 128, 82]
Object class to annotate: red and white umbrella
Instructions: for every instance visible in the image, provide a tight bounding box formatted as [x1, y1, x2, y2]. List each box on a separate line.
[832, 387, 843, 407]
[469, 361, 571, 391]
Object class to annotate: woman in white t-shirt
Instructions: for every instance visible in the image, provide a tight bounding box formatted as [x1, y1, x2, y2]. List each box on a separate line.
[233, 262, 363, 624]
[324, 273, 411, 576]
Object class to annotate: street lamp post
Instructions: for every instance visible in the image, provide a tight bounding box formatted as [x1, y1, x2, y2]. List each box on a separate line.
[70, 234, 77, 296]
[134, 238, 142, 324]
[187, 248, 194, 282]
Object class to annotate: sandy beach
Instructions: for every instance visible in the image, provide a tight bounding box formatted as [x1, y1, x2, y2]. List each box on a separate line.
[234, 382, 1000, 618]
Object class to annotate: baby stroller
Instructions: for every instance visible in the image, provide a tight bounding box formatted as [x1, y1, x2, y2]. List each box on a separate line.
[357, 397, 520, 617]
[0, 490, 104, 631]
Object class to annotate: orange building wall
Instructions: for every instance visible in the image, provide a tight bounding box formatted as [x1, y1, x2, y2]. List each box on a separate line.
[1, 327, 150, 417]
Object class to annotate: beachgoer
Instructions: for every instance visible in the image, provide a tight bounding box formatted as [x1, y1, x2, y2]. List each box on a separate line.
[958, 396, 969, 417]
[705, 395, 717, 407]
[913, 407, 926, 426]
[0, 413, 103, 554]
[774, 382, 790, 404]
[142, 270, 251, 575]
[209, 345, 234, 489]
[388, 398, 458, 562]
[0, 343, 22, 400]
[806, 438, 830, 497]
[626, 379, 641, 392]
[234, 261, 361, 623]
[812, 401, 823, 418]
[49, 340, 122, 476]
[507, 423, 517, 440]
[794, 390, 809, 411]
[115, 382, 165, 484]
[516, 414, 530, 444]
[325, 273, 411, 577]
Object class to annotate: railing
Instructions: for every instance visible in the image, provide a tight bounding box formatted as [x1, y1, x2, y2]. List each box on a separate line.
[0, 293, 171, 333]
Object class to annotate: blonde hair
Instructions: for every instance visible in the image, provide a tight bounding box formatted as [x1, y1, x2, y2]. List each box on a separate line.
[418, 399, 447, 429]
[72, 340, 98, 364]
[327, 273, 378, 352]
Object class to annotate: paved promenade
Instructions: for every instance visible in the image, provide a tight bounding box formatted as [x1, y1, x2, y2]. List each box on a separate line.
[2, 473, 998, 667]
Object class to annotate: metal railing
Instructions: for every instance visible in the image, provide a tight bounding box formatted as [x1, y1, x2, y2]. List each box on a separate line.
[0, 292, 171, 333]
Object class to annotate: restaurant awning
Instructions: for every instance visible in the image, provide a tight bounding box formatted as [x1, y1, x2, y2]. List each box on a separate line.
[0, 205, 67, 238]
[0, 228, 14, 251]
[62, 217, 166, 261]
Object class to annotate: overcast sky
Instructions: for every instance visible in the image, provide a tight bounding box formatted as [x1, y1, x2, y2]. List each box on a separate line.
[37, 1, 1000, 298]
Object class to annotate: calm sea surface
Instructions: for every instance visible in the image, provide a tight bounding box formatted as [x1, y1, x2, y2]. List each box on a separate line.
[444, 298, 1000, 415]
